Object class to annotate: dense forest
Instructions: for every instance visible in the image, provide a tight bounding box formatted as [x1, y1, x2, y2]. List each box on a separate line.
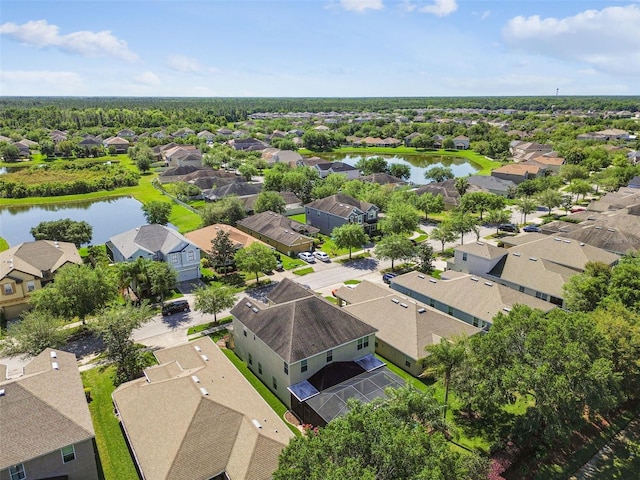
[0, 96, 639, 131]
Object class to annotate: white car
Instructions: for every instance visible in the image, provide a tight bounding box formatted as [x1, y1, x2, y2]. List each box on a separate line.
[314, 251, 330, 262]
[298, 252, 316, 263]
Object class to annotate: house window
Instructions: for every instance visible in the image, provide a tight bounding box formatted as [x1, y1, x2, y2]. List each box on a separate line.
[473, 317, 479, 327]
[326, 350, 333, 363]
[26, 281, 36, 292]
[357, 336, 369, 350]
[61, 444, 76, 463]
[405, 357, 411, 368]
[375, 341, 379, 348]
[283, 362, 288, 375]
[519, 286, 525, 292]
[9, 464, 25, 480]
[462, 253, 467, 261]
[243, 328, 247, 337]
[301, 359, 307, 373]
[171, 254, 179, 264]
[258, 363, 262, 375]
[272, 377, 277, 390]
[430, 299, 435, 307]
[357, 215, 363, 224]
[368, 211, 375, 220]
[248, 353, 253, 365]
[535, 291, 548, 301]
[3, 283, 14, 295]
[363, 336, 369, 348]
[357, 338, 363, 350]
[187, 250, 195, 261]
[447, 307, 453, 316]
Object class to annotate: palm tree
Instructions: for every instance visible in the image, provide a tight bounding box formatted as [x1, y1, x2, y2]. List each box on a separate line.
[454, 177, 469, 196]
[516, 196, 537, 224]
[421, 337, 466, 419]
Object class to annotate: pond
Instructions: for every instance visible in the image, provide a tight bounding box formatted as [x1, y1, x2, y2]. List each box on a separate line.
[316, 153, 480, 185]
[0, 196, 160, 247]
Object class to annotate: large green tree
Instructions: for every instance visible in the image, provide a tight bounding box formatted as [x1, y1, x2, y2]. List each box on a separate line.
[141, 200, 172, 225]
[0, 310, 66, 356]
[448, 210, 476, 245]
[459, 191, 505, 221]
[515, 196, 537, 224]
[209, 229, 237, 271]
[129, 143, 155, 172]
[413, 192, 444, 221]
[422, 337, 466, 419]
[374, 234, 417, 270]
[193, 284, 237, 323]
[274, 386, 488, 480]
[234, 243, 277, 282]
[332, 223, 369, 260]
[29, 264, 117, 323]
[563, 261, 612, 312]
[201, 196, 246, 226]
[253, 190, 286, 214]
[424, 165, 454, 183]
[379, 202, 420, 235]
[30, 218, 93, 247]
[536, 188, 563, 215]
[91, 303, 155, 386]
[430, 222, 457, 253]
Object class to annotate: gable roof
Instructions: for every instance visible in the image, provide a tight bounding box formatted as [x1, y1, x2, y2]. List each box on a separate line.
[266, 278, 314, 305]
[231, 290, 377, 363]
[466, 175, 516, 192]
[0, 240, 81, 280]
[185, 224, 268, 253]
[0, 349, 95, 470]
[203, 182, 263, 201]
[358, 172, 407, 186]
[340, 281, 479, 359]
[237, 211, 318, 247]
[413, 179, 482, 207]
[108, 224, 195, 259]
[306, 194, 377, 218]
[492, 163, 541, 176]
[392, 270, 555, 323]
[455, 241, 506, 260]
[112, 337, 292, 480]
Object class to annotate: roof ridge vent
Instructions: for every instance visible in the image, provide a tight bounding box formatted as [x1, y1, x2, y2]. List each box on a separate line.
[252, 307, 259, 313]
[503, 307, 511, 312]
[484, 281, 493, 286]
[194, 345, 202, 352]
[52, 362, 59, 370]
[470, 276, 479, 282]
[562, 239, 571, 243]
[429, 278, 437, 283]
[50, 351, 57, 358]
[529, 257, 538, 261]
[554, 237, 561, 241]
[201, 355, 209, 362]
[391, 298, 400, 304]
[417, 274, 425, 279]
[476, 241, 484, 246]
[513, 252, 521, 256]
[252, 419, 263, 429]
[417, 307, 426, 313]
[400, 303, 408, 308]
[191, 375, 200, 383]
[200, 387, 209, 396]
[607, 228, 615, 232]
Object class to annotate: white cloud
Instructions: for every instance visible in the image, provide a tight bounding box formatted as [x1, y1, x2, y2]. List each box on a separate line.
[0, 70, 85, 95]
[418, 0, 457, 17]
[503, 5, 640, 75]
[167, 54, 203, 73]
[0, 20, 138, 62]
[480, 10, 490, 20]
[339, 0, 384, 12]
[133, 71, 160, 86]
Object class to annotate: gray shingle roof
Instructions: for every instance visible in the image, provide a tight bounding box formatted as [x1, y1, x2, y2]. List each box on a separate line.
[108, 225, 194, 259]
[237, 211, 318, 247]
[231, 292, 377, 363]
[0, 240, 81, 280]
[306, 194, 377, 219]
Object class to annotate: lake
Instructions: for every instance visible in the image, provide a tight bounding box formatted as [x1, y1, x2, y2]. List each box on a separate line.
[316, 153, 480, 185]
[0, 196, 160, 247]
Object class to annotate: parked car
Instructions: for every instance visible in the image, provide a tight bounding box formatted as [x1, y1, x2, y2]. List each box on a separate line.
[382, 272, 398, 284]
[498, 223, 520, 233]
[314, 251, 330, 262]
[298, 251, 316, 263]
[523, 224, 541, 233]
[162, 299, 190, 316]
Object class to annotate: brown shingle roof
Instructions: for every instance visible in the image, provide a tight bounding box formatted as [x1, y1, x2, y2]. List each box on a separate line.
[306, 194, 376, 218]
[237, 211, 318, 247]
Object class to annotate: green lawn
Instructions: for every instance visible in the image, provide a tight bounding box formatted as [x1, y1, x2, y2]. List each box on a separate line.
[221, 349, 301, 437]
[81, 366, 139, 480]
[187, 316, 233, 335]
[288, 213, 306, 224]
[281, 255, 305, 270]
[344, 279, 362, 285]
[292, 266, 314, 276]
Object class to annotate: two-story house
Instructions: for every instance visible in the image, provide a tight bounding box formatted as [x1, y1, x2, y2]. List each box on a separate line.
[305, 193, 379, 236]
[0, 349, 100, 480]
[0, 240, 82, 320]
[231, 279, 403, 426]
[106, 224, 201, 282]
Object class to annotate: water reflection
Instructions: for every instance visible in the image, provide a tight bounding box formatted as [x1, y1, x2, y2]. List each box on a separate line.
[0, 196, 164, 247]
[317, 153, 479, 185]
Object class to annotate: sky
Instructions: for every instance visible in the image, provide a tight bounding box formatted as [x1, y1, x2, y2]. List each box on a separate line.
[1, 0, 639, 97]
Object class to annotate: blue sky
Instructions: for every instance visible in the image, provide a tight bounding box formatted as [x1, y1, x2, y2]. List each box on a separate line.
[1, 0, 639, 97]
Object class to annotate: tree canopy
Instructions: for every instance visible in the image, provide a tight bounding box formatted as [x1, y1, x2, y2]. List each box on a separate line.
[332, 223, 369, 260]
[141, 200, 172, 225]
[193, 284, 237, 323]
[234, 243, 277, 282]
[30, 218, 93, 247]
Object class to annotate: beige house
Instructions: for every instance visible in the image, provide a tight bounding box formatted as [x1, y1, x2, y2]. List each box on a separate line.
[0, 240, 82, 319]
[236, 211, 318, 255]
[0, 349, 99, 480]
[336, 281, 479, 376]
[113, 337, 293, 480]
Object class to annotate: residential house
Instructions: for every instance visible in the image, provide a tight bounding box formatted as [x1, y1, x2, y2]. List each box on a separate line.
[336, 281, 480, 376]
[77, 135, 103, 153]
[466, 175, 516, 197]
[236, 211, 318, 255]
[202, 181, 262, 202]
[102, 136, 130, 153]
[0, 348, 99, 480]
[239, 191, 303, 215]
[432, 135, 445, 148]
[491, 163, 544, 184]
[216, 127, 233, 137]
[117, 128, 136, 138]
[627, 151, 640, 165]
[171, 127, 195, 138]
[106, 224, 201, 282]
[390, 270, 555, 329]
[231, 279, 403, 426]
[449, 235, 620, 307]
[523, 154, 565, 174]
[358, 172, 407, 188]
[272, 150, 304, 165]
[228, 138, 268, 151]
[314, 161, 360, 180]
[305, 193, 379, 236]
[0, 240, 82, 320]
[197, 130, 215, 141]
[112, 337, 293, 480]
[509, 141, 553, 161]
[413, 179, 482, 209]
[452, 135, 470, 150]
[404, 132, 421, 147]
[185, 224, 268, 266]
[163, 145, 203, 169]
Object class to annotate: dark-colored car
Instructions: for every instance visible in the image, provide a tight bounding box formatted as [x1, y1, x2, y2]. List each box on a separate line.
[162, 299, 190, 316]
[382, 272, 398, 284]
[523, 224, 541, 233]
[498, 223, 520, 233]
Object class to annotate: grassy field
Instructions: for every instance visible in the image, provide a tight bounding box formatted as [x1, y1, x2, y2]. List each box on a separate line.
[81, 366, 139, 480]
